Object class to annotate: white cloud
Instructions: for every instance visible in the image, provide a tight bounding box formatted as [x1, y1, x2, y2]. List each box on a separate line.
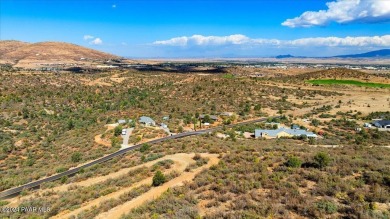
[282, 0, 390, 28]
[153, 34, 390, 48]
[89, 38, 103, 45]
[112, 4, 116, 8]
[153, 34, 250, 46]
[288, 35, 390, 47]
[83, 35, 94, 40]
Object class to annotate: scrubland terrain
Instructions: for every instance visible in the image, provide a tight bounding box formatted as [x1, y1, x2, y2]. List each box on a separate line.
[0, 65, 390, 218]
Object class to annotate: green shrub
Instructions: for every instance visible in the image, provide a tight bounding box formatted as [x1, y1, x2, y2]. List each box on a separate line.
[114, 125, 123, 136]
[140, 143, 151, 153]
[71, 152, 82, 163]
[0, 200, 9, 206]
[316, 200, 338, 214]
[152, 170, 166, 186]
[60, 176, 68, 184]
[56, 167, 67, 173]
[285, 156, 302, 168]
[314, 152, 331, 169]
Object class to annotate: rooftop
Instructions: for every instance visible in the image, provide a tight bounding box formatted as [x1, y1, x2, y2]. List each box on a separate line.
[139, 116, 155, 124]
[199, 114, 219, 120]
[373, 120, 390, 126]
[255, 127, 317, 138]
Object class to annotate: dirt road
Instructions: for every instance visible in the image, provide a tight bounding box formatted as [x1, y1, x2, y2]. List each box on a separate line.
[49, 153, 218, 219]
[95, 153, 219, 219]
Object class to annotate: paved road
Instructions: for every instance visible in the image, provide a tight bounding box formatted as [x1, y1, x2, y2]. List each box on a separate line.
[0, 117, 272, 199]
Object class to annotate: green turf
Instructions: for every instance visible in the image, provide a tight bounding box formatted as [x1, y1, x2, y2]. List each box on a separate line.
[307, 79, 390, 88]
[223, 73, 235, 79]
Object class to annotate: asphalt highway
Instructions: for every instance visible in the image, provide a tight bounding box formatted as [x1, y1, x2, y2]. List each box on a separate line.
[0, 117, 272, 199]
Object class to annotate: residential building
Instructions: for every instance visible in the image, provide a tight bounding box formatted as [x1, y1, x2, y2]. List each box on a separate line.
[199, 114, 219, 121]
[118, 119, 126, 124]
[139, 116, 156, 126]
[372, 120, 390, 129]
[220, 112, 234, 117]
[255, 127, 317, 139]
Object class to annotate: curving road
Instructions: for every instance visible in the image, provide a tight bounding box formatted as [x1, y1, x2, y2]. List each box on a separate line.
[0, 117, 272, 199]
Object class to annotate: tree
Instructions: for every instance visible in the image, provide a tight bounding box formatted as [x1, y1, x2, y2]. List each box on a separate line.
[178, 126, 184, 133]
[129, 120, 136, 128]
[203, 115, 211, 123]
[114, 125, 122, 136]
[314, 152, 331, 169]
[244, 103, 251, 112]
[140, 143, 150, 153]
[192, 118, 198, 130]
[71, 152, 82, 162]
[22, 108, 29, 119]
[311, 119, 320, 127]
[223, 119, 231, 125]
[152, 170, 166, 186]
[286, 156, 302, 168]
[228, 131, 236, 141]
[60, 176, 68, 184]
[67, 119, 75, 130]
[111, 137, 120, 148]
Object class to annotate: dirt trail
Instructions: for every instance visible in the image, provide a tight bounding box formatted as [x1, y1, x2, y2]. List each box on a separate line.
[53, 163, 182, 219]
[82, 73, 129, 86]
[6, 153, 193, 207]
[110, 76, 127, 83]
[94, 134, 111, 147]
[81, 73, 120, 87]
[51, 153, 218, 219]
[95, 153, 219, 219]
[94, 123, 117, 146]
[86, 77, 113, 86]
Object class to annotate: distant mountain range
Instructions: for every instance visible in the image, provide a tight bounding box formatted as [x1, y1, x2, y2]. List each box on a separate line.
[275, 54, 295, 59]
[275, 49, 390, 59]
[333, 49, 390, 58]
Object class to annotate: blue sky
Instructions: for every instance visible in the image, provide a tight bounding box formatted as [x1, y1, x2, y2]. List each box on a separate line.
[1, 0, 390, 57]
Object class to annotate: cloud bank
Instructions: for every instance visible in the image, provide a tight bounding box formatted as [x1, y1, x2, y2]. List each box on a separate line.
[282, 0, 390, 28]
[153, 34, 390, 47]
[154, 34, 251, 46]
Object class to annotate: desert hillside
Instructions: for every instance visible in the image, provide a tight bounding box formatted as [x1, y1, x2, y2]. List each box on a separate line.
[0, 40, 30, 56]
[0, 40, 119, 62]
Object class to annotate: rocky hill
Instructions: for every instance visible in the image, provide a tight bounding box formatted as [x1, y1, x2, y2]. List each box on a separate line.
[0, 41, 119, 63]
